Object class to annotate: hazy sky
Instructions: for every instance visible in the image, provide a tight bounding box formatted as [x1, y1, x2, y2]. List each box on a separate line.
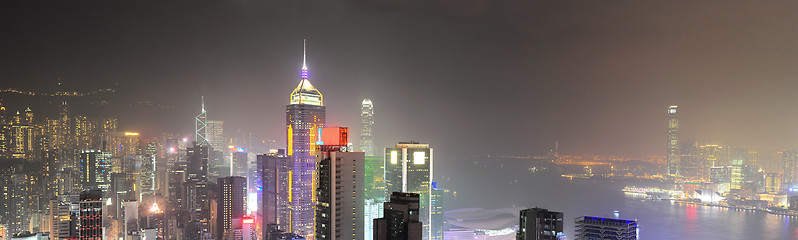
[3, 0, 798, 165]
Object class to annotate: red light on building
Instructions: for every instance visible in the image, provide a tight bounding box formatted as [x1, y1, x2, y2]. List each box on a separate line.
[242, 217, 254, 224]
[321, 127, 348, 146]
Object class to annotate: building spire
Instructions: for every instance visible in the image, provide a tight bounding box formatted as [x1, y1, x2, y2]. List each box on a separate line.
[201, 96, 205, 112]
[301, 39, 309, 79]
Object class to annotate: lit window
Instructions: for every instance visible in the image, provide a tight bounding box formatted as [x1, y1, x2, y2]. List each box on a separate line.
[390, 151, 398, 164]
[413, 152, 425, 165]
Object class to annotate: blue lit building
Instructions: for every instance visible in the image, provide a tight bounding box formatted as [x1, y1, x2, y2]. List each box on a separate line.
[574, 216, 637, 240]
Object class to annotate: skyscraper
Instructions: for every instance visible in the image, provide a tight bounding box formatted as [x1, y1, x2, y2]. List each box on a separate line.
[286, 40, 325, 237]
[196, 97, 209, 147]
[79, 149, 112, 191]
[207, 120, 224, 153]
[574, 216, 636, 240]
[314, 128, 364, 240]
[258, 152, 292, 237]
[430, 182, 445, 240]
[782, 150, 797, 184]
[363, 155, 385, 240]
[79, 190, 103, 240]
[373, 192, 422, 240]
[517, 207, 564, 240]
[360, 99, 374, 156]
[217, 176, 247, 240]
[667, 105, 679, 176]
[384, 142, 433, 239]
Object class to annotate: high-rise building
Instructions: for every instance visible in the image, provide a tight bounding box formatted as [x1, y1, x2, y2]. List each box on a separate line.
[384, 142, 433, 239]
[79, 190, 103, 240]
[666, 105, 679, 176]
[187, 143, 210, 181]
[232, 150, 248, 178]
[517, 208, 564, 240]
[197, 97, 209, 147]
[430, 182, 444, 240]
[700, 145, 723, 180]
[766, 172, 783, 194]
[207, 120, 224, 153]
[363, 155, 385, 240]
[259, 152, 292, 235]
[782, 150, 798, 184]
[217, 176, 247, 240]
[679, 140, 701, 179]
[730, 159, 744, 191]
[314, 128, 364, 240]
[360, 99, 374, 157]
[373, 192, 422, 240]
[103, 131, 140, 158]
[79, 150, 112, 191]
[574, 216, 636, 240]
[286, 40, 326, 237]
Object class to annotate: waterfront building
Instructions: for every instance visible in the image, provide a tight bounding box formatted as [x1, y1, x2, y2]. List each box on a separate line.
[314, 129, 364, 240]
[679, 140, 702, 179]
[782, 150, 798, 184]
[217, 176, 247, 240]
[700, 145, 723, 179]
[286, 40, 325, 237]
[666, 105, 679, 176]
[79, 150, 112, 191]
[79, 190, 103, 240]
[765, 172, 783, 194]
[574, 216, 637, 240]
[517, 207, 564, 240]
[373, 192, 422, 240]
[384, 142, 433, 239]
[360, 99, 374, 156]
[430, 182, 445, 240]
[730, 159, 744, 191]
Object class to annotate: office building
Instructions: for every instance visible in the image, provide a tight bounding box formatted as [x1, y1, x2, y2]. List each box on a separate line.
[187, 143, 210, 181]
[360, 99, 374, 156]
[363, 155, 385, 240]
[783, 150, 798, 184]
[430, 182, 444, 240]
[196, 97, 209, 147]
[766, 172, 783, 194]
[384, 142, 433, 239]
[286, 40, 325, 237]
[574, 216, 637, 240]
[217, 176, 247, 240]
[517, 207, 563, 240]
[679, 140, 702, 179]
[232, 150, 248, 178]
[78, 190, 103, 240]
[666, 105, 679, 176]
[373, 192, 422, 240]
[258, 152, 292, 236]
[314, 128, 364, 240]
[79, 150, 111, 191]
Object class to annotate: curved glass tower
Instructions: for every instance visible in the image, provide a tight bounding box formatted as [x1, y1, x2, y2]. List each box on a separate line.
[286, 40, 325, 238]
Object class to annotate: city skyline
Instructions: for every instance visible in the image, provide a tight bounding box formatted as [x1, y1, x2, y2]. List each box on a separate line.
[4, 1, 798, 162]
[3, 0, 798, 239]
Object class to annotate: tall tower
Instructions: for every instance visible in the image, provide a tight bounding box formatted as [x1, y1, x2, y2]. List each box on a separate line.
[384, 142, 433, 239]
[196, 97, 209, 147]
[667, 105, 679, 176]
[286, 40, 325, 237]
[360, 99, 374, 156]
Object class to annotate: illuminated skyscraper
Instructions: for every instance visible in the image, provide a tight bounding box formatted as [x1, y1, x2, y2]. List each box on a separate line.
[79, 150, 112, 191]
[196, 97, 209, 147]
[79, 190, 103, 240]
[286, 40, 325, 237]
[217, 176, 247, 240]
[666, 105, 679, 176]
[373, 192, 422, 240]
[314, 127, 364, 240]
[258, 152, 292, 237]
[207, 120, 224, 152]
[360, 99, 374, 156]
[384, 142, 433, 240]
[517, 207, 564, 240]
[783, 150, 798, 184]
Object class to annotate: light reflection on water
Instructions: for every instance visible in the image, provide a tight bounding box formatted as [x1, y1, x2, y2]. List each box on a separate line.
[443, 159, 798, 239]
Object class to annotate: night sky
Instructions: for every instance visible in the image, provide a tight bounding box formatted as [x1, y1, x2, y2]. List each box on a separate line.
[3, 0, 798, 168]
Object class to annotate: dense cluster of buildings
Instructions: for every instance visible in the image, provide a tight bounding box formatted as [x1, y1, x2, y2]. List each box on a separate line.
[0, 42, 446, 240]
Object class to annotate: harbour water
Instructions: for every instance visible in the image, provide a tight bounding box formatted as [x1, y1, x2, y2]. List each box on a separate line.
[440, 157, 798, 239]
